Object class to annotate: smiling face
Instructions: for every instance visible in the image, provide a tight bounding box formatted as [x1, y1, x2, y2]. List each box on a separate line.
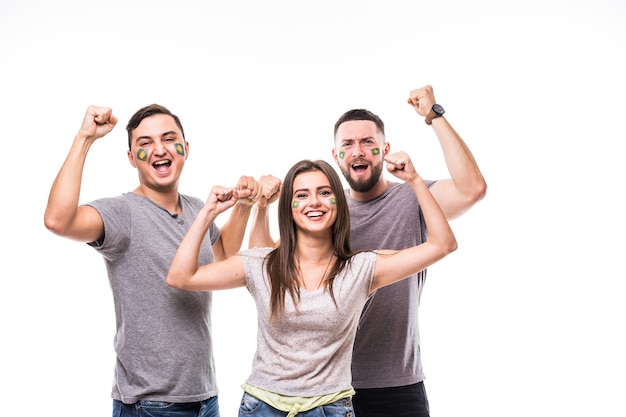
[127, 113, 189, 193]
[291, 170, 338, 236]
[333, 119, 388, 194]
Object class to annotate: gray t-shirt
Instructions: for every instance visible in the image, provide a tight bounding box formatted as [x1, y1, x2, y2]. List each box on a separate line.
[87, 192, 220, 404]
[241, 247, 376, 397]
[347, 181, 434, 389]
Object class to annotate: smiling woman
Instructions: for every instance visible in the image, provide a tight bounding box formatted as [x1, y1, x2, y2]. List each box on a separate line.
[291, 170, 338, 236]
[165, 158, 456, 417]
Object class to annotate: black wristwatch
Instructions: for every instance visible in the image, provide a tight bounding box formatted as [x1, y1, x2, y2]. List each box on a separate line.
[425, 104, 445, 125]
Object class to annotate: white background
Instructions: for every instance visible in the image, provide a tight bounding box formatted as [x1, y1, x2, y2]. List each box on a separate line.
[1, 1, 625, 416]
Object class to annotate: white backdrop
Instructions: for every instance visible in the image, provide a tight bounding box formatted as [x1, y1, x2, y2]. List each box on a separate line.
[1, 1, 625, 416]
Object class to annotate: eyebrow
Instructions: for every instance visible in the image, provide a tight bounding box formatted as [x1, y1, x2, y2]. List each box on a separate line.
[340, 136, 375, 143]
[134, 131, 179, 142]
[293, 185, 332, 194]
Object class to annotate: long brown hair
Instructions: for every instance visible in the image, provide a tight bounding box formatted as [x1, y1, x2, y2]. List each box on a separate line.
[265, 159, 356, 320]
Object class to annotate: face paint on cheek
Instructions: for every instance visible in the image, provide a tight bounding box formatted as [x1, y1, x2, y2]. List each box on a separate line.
[137, 148, 148, 161]
[292, 201, 300, 209]
[339, 151, 345, 160]
[329, 197, 337, 205]
[175, 143, 185, 156]
[372, 148, 380, 156]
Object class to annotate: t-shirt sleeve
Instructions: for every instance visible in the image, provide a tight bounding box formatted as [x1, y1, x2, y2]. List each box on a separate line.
[85, 197, 131, 259]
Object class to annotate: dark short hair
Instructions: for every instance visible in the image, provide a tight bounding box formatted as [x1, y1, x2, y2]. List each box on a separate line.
[125, 104, 185, 150]
[333, 109, 385, 137]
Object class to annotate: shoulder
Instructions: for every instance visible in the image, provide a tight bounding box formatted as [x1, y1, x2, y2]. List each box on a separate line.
[85, 193, 132, 212]
[349, 251, 377, 270]
[240, 248, 273, 290]
[241, 247, 273, 258]
[342, 252, 377, 288]
[393, 181, 434, 201]
[179, 193, 205, 209]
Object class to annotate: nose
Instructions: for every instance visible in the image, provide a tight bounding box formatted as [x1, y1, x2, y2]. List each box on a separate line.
[309, 194, 322, 207]
[351, 142, 365, 158]
[153, 141, 167, 155]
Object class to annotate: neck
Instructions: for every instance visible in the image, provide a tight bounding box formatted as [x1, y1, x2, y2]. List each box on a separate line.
[297, 250, 335, 291]
[134, 186, 180, 215]
[349, 178, 389, 202]
[299, 250, 334, 265]
[296, 234, 334, 264]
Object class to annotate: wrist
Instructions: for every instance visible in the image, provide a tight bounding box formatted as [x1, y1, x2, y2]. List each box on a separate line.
[425, 104, 445, 125]
[233, 201, 254, 213]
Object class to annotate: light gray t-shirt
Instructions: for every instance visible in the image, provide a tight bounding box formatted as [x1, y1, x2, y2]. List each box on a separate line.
[241, 247, 376, 397]
[87, 192, 220, 404]
[347, 181, 434, 389]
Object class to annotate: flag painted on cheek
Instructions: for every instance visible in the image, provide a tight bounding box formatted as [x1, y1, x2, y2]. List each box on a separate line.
[292, 201, 300, 209]
[137, 149, 148, 161]
[339, 151, 345, 159]
[330, 197, 336, 205]
[175, 143, 185, 156]
[372, 148, 380, 155]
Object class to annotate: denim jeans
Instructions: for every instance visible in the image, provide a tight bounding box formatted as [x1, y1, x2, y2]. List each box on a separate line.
[352, 382, 430, 417]
[113, 396, 220, 417]
[238, 392, 354, 417]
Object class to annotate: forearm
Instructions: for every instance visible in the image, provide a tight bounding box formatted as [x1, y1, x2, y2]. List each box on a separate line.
[43, 135, 92, 235]
[248, 205, 277, 248]
[219, 202, 253, 257]
[168, 207, 214, 288]
[409, 175, 457, 253]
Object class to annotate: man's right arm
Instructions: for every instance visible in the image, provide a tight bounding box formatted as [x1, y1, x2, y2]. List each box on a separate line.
[43, 106, 117, 243]
[248, 175, 281, 249]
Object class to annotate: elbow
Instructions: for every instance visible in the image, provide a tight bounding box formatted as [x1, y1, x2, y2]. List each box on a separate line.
[43, 212, 68, 236]
[432, 236, 458, 260]
[166, 274, 183, 290]
[449, 181, 487, 220]
[448, 238, 459, 255]
[459, 178, 488, 207]
[442, 235, 458, 257]
[470, 179, 487, 204]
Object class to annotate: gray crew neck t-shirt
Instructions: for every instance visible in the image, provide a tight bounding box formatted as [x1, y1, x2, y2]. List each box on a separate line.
[347, 180, 434, 389]
[241, 247, 376, 397]
[87, 192, 220, 403]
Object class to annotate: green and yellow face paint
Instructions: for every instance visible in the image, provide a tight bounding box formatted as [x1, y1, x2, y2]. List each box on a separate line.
[338, 151, 345, 160]
[372, 148, 380, 156]
[292, 201, 300, 209]
[175, 143, 185, 156]
[137, 148, 148, 161]
[329, 197, 336, 205]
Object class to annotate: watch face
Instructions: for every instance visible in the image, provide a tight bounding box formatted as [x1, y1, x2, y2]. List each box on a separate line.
[433, 104, 445, 116]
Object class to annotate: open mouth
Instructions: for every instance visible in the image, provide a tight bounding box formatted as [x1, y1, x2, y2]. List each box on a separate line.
[306, 211, 324, 218]
[351, 162, 369, 173]
[153, 160, 172, 172]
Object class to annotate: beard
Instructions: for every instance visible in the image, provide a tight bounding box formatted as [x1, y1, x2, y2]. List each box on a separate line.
[339, 160, 384, 193]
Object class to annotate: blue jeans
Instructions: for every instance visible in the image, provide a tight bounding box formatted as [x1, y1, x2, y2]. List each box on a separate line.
[353, 382, 430, 417]
[113, 397, 220, 417]
[238, 392, 354, 417]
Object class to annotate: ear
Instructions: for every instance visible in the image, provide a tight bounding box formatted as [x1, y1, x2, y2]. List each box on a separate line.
[382, 142, 390, 156]
[331, 147, 339, 163]
[127, 149, 137, 168]
[183, 141, 190, 160]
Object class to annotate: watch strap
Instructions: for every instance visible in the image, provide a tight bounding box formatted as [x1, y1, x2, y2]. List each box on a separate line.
[425, 104, 444, 125]
[425, 109, 437, 125]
